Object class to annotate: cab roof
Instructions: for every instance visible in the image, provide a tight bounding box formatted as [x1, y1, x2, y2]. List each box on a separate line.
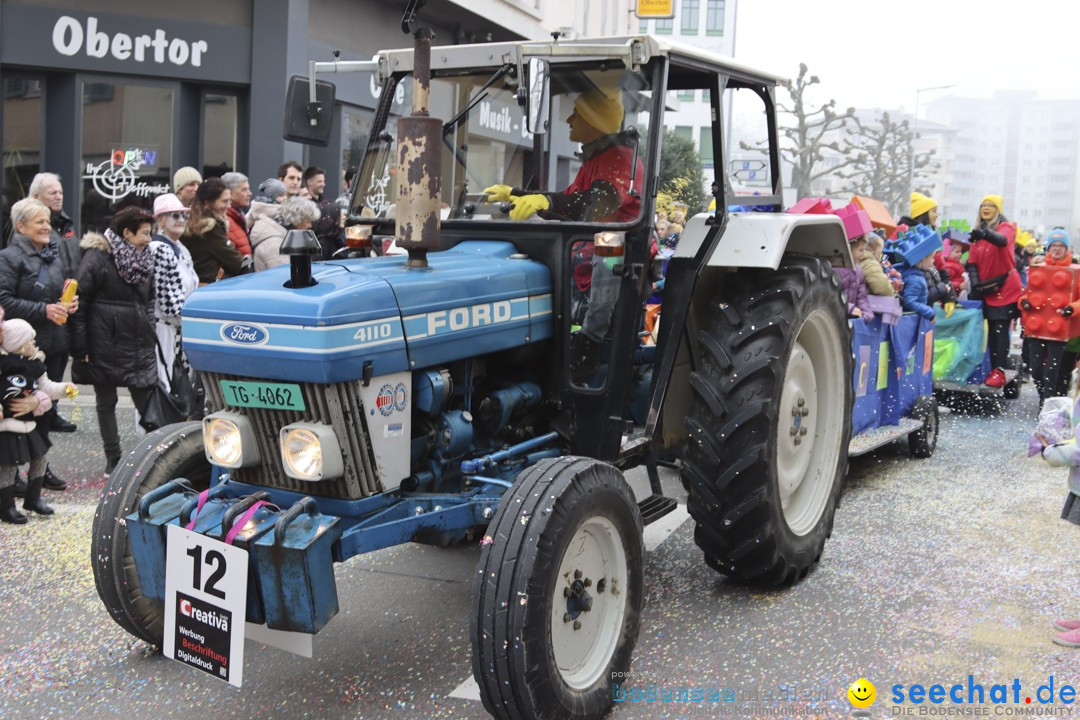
[374, 34, 785, 87]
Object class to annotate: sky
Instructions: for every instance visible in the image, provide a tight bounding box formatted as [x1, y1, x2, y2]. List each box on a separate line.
[732, 0, 1080, 117]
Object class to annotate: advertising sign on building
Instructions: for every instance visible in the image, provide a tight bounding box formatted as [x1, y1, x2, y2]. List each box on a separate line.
[636, 0, 675, 19]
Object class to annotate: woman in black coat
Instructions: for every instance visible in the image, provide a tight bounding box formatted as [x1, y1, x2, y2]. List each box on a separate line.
[70, 207, 158, 475]
[0, 197, 81, 492]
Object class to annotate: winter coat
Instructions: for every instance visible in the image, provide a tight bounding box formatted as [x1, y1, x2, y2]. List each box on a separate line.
[833, 265, 873, 320]
[249, 215, 289, 272]
[181, 218, 247, 285]
[69, 233, 157, 389]
[942, 256, 966, 295]
[859, 256, 894, 296]
[924, 266, 956, 306]
[966, 221, 1022, 307]
[899, 264, 935, 320]
[0, 233, 72, 359]
[226, 206, 252, 257]
[311, 196, 341, 260]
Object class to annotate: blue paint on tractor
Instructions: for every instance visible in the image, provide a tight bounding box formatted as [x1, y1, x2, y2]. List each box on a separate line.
[182, 242, 552, 383]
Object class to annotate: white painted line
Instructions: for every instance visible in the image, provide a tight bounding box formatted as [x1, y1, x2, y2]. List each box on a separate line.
[643, 504, 690, 552]
[449, 676, 481, 701]
[449, 505, 691, 703]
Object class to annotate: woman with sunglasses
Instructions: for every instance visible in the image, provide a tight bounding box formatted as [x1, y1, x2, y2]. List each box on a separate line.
[149, 194, 199, 392]
[966, 194, 1022, 387]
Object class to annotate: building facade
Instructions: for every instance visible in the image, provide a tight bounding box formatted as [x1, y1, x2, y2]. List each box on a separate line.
[927, 91, 1080, 238]
[0, 0, 605, 237]
[636, 0, 735, 176]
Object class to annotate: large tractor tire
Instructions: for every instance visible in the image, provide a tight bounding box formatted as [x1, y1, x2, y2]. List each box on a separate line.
[683, 255, 851, 586]
[91, 422, 210, 646]
[471, 457, 643, 720]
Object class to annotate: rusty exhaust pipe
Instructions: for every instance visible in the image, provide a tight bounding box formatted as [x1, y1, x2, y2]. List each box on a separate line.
[394, 27, 441, 269]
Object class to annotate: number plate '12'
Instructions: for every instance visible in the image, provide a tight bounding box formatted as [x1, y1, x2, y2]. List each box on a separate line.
[219, 380, 306, 411]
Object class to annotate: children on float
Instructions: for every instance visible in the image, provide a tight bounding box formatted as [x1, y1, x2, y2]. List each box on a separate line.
[869, 231, 904, 294]
[1030, 371, 1080, 648]
[855, 233, 894, 297]
[896, 234, 941, 321]
[0, 314, 65, 524]
[833, 237, 874, 321]
[941, 235, 970, 298]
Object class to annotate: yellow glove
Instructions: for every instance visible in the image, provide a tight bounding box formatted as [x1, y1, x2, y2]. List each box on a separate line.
[943, 301, 956, 319]
[509, 194, 550, 220]
[483, 184, 513, 203]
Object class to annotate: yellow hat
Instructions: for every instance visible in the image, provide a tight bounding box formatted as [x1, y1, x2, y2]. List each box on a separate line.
[981, 194, 1004, 213]
[910, 192, 937, 219]
[573, 88, 624, 135]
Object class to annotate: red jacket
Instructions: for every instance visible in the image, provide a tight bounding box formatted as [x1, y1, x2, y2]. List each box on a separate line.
[554, 138, 644, 222]
[967, 221, 1021, 307]
[941, 256, 966, 294]
[226, 206, 252, 257]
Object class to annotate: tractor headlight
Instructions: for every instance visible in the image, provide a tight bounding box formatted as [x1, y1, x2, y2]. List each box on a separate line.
[280, 422, 343, 481]
[202, 412, 260, 468]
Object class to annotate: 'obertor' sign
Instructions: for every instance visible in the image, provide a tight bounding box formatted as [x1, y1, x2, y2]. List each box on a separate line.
[52, 15, 208, 67]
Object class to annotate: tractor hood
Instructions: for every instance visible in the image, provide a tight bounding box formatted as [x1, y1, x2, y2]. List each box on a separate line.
[182, 242, 553, 384]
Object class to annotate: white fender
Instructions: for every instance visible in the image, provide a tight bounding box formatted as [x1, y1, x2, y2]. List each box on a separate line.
[673, 212, 852, 269]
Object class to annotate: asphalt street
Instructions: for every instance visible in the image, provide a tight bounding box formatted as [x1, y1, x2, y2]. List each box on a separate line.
[0, 382, 1076, 720]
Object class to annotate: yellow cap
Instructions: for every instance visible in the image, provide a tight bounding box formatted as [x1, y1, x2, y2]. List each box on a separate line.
[981, 194, 1004, 213]
[573, 88, 624, 135]
[910, 192, 937, 219]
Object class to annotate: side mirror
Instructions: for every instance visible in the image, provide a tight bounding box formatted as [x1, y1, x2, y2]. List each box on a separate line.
[525, 58, 550, 135]
[284, 75, 336, 146]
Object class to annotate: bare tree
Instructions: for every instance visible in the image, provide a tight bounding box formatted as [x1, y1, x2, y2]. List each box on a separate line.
[744, 63, 862, 200]
[835, 112, 937, 215]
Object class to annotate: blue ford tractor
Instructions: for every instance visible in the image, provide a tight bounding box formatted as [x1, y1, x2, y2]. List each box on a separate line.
[92, 10, 854, 720]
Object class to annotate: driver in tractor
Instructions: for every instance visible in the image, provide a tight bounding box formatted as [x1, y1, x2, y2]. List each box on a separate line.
[482, 87, 644, 222]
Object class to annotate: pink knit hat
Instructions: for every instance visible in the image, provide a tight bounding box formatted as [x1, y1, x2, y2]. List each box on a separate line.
[1, 319, 35, 353]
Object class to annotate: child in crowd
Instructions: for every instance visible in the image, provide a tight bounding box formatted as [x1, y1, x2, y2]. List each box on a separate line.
[869, 231, 904, 294]
[941, 236, 970, 297]
[899, 249, 939, 321]
[834, 238, 874, 320]
[0, 315, 64, 523]
[855, 233, 893, 296]
[1031, 382, 1080, 647]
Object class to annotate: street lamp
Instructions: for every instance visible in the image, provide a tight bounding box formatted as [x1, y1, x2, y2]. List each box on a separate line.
[909, 84, 956, 197]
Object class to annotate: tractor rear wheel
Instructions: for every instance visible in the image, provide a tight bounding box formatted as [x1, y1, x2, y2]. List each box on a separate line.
[682, 255, 851, 585]
[471, 457, 643, 720]
[91, 422, 210, 646]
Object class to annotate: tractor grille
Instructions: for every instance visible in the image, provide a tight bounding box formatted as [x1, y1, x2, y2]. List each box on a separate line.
[202, 372, 381, 499]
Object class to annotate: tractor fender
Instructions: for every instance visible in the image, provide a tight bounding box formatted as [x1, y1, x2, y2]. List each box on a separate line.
[673, 212, 852, 270]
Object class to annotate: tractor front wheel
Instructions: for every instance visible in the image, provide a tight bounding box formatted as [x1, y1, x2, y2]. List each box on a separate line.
[91, 422, 210, 646]
[471, 457, 643, 720]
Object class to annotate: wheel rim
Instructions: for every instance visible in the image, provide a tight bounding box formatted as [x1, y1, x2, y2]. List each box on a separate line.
[775, 309, 846, 536]
[550, 516, 627, 690]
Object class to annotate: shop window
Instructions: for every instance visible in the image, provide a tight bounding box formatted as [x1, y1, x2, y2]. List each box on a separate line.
[80, 81, 174, 232]
[203, 93, 238, 177]
[3, 75, 44, 240]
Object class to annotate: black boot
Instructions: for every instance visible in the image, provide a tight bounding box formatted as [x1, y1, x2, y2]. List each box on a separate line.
[105, 455, 121, 476]
[0, 486, 27, 524]
[11, 471, 26, 497]
[42, 465, 67, 491]
[23, 477, 54, 516]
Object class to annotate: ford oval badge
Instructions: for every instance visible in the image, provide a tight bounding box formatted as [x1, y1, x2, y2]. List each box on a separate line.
[220, 322, 269, 345]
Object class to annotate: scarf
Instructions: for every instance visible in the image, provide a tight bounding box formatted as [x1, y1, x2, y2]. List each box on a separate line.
[38, 241, 59, 264]
[105, 229, 153, 287]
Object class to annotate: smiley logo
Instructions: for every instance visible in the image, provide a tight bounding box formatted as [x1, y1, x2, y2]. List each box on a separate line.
[848, 678, 876, 708]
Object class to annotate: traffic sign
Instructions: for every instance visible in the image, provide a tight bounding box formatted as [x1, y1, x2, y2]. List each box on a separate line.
[732, 159, 766, 172]
[636, 0, 675, 18]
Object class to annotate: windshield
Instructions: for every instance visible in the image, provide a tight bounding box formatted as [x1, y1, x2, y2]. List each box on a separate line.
[351, 62, 655, 226]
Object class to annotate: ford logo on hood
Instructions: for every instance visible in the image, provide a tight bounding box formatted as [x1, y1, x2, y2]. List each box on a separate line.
[220, 322, 269, 345]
